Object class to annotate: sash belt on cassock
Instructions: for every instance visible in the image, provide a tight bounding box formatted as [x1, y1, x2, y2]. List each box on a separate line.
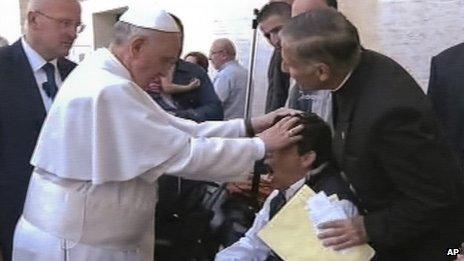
[23, 169, 155, 250]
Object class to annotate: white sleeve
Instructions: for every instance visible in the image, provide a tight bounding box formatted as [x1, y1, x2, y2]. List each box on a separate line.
[166, 114, 247, 138]
[215, 192, 277, 261]
[158, 137, 265, 183]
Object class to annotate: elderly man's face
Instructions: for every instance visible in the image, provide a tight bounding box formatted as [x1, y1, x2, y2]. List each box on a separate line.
[130, 32, 182, 90]
[259, 15, 288, 49]
[209, 41, 227, 70]
[28, 0, 81, 59]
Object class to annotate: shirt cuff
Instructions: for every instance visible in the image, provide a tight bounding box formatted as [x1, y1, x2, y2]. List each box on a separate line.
[252, 137, 266, 160]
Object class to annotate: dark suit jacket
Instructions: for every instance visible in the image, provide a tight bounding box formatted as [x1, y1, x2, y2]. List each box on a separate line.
[0, 40, 76, 260]
[170, 60, 223, 122]
[332, 49, 464, 260]
[306, 163, 357, 204]
[265, 50, 290, 113]
[428, 43, 464, 168]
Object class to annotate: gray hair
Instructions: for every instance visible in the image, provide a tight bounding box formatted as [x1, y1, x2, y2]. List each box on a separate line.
[111, 21, 156, 46]
[280, 8, 360, 71]
[0, 36, 8, 47]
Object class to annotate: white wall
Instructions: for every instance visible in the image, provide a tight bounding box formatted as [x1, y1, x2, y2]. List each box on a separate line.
[342, 0, 464, 90]
[0, 1, 21, 44]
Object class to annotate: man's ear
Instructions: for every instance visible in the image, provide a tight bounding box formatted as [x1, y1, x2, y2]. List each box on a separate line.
[129, 37, 146, 58]
[300, 151, 316, 170]
[316, 63, 331, 82]
[27, 11, 39, 30]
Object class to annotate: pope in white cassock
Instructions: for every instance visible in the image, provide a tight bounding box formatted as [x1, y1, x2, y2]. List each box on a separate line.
[12, 4, 303, 261]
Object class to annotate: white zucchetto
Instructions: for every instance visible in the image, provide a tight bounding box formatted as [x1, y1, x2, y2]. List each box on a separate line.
[119, 4, 180, 33]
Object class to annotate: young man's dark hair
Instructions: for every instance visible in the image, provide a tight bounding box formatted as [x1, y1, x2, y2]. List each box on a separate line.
[257, 2, 291, 24]
[295, 113, 332, 167]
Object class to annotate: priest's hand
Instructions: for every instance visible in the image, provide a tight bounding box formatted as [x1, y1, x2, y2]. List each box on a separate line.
[317, 215, 368, 251]
[257, 116, 303, 152]
[251, 108, 302, 134]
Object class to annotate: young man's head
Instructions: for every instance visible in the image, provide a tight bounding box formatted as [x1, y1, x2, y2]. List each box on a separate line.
[265, 113, 333, 190]
[257, 2, 291, 49]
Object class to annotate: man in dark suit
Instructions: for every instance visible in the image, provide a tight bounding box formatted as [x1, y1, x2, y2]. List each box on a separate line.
[257, 2, 292, 113]
[280, 9, 463, 260]
[428, 43, 464, 169]
[0, 0, 80, 259]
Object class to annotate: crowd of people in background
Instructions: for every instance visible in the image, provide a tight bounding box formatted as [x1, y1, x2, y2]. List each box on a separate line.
[0, 0, 463, 260]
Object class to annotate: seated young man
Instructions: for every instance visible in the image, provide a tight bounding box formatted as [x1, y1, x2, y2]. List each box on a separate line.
[215, 113, 358, 260]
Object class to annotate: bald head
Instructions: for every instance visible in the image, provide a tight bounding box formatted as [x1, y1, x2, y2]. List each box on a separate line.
[209, 38, 237, 70]
[213, 38, 236, 57]
[25, 0, 81, 60]
[27, 0, 81, 21]
[292, 0, 336, 17]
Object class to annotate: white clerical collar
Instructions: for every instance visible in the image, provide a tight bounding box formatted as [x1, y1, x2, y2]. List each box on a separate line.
[21, 37, 58, 73]
[331, 70, 353, 92]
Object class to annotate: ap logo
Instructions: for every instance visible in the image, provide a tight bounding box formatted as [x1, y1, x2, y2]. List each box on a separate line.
[447, 243, 464, 257]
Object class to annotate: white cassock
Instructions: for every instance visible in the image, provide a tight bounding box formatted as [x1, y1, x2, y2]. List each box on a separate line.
[12, 48, 265, 261]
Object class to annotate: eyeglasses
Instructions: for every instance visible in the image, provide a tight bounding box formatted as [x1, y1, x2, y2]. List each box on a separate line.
[209, 50, 224, 56]
[35, 11, 85, 33]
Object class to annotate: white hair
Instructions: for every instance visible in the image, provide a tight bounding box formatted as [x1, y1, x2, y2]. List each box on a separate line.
[110, 21, 159, 46]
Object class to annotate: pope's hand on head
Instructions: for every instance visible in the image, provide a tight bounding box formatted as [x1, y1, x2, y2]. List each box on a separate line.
[251, 108, 302, 134]
[257, 116, 304, 152]
[317, 215, 368, 251]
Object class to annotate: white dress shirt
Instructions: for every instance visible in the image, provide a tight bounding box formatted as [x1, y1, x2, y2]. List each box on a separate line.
[216, 163, 356, 261]
[215, 178, 306, 261]
[286, 71, 354, 131]
[21, 37, 63, 111]
[213, 60, 248, 120]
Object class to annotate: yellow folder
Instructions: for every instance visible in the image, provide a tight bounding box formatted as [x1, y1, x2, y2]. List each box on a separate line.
[258, 185, 375, 261]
